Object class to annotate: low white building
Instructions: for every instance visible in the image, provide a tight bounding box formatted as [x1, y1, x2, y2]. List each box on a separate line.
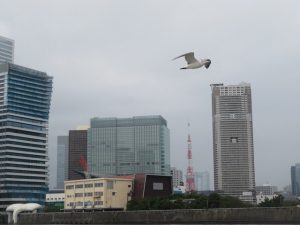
[46, 193, 65, 203]
[171, 167, 183, 188]
[256, 184, 278, 195]
[64, 177, 133, 211]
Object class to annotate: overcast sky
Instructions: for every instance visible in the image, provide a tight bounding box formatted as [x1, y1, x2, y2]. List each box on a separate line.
[1, 0, 300, 189]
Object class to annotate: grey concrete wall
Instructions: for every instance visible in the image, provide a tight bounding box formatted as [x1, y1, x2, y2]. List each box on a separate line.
[18, 207, 300, 224]
[0, 213, 8, 224]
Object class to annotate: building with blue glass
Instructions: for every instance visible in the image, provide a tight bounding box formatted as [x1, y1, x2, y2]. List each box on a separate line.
[0, 36, 14, 64]
[56, 135, 68, 189]
[0, 63, 53, 211]
[87, 116, 170, 177]
[291, 164, 300, 197]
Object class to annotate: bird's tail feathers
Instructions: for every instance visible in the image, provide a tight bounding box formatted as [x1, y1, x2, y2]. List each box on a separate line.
[180, 67, 187, 70]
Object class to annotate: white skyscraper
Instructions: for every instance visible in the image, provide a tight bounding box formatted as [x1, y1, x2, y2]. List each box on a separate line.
[0, 35, 14, 63]
[211, 83, 256, 203]
[171, 167, 183, 188]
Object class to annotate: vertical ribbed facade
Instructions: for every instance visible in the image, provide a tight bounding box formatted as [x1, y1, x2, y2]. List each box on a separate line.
[0, 63, 52, 210]
[211, 83, 255, 203]
[0, 36, 14, 64]
[291, 164, 300, 197]
[87, 116, 170, 177]
[56, 135, 68, 189]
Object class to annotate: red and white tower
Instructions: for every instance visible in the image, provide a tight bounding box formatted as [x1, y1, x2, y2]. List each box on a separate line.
[186, 123, 195, 192]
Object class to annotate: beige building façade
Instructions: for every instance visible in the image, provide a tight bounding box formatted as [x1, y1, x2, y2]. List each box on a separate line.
[64, 177, 133, 211]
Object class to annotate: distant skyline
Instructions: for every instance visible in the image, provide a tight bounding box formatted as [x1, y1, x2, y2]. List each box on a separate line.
[1, 0, 300, 189]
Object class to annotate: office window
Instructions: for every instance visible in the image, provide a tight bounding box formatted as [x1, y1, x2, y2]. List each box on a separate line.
[107, 181, 113, 189]
[95, 192, 103, 197]
[84, 192, 93, 197]
[76, 202, 83, 206]
[95, 201, 103, 205]
[75, 193, 83, 197]
[75, 184, 83, 189]
[85, 183, 93, 188]
[95, 182, 103, 187]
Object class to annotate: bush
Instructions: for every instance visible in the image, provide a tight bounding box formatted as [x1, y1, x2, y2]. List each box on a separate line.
[258, 195, 284, 207]
[127, 192, 250, 210]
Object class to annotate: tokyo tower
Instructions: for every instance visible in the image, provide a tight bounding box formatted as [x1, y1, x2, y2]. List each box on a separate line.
[186, 123, 195, 192]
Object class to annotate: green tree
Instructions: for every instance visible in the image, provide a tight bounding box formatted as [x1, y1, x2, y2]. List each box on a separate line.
[283, 199, 300, 207]
[127, 192, 250, 210]
[220, 195, 246, 208]
[208, 193, 221, 208]
[258, 195, 284, 207]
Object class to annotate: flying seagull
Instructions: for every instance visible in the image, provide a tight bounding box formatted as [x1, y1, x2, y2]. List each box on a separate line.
[173, 52, 211, 70]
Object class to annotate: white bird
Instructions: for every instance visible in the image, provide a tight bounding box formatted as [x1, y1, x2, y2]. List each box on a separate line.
[173, 52, 211, 70]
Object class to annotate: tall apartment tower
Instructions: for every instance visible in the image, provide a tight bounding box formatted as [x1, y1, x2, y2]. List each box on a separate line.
[0, 35, 14, 63]
[68, 129, 87, 180]
[0, 63, 53, 210]
[87, 116, 170, 177]
[56, 135, 69, 189]
[291, 164, 300, 197]
[171, 167, 183, 188]
[211, 83, 255, 203]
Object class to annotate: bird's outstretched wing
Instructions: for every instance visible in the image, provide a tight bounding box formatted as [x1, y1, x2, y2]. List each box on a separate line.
[173, 52, 198, 64]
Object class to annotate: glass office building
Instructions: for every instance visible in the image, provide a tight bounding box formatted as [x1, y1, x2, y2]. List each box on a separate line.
[0, 63, 53, 210]
[87, 116, 170, 177]
[291, 164, 300, 197]
[56, 135, 68, 189]
[195, 171, 210, 191]
[0, 36, 14, 63]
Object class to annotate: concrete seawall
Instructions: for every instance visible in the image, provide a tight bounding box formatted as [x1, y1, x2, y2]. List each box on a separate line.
[0, 213, 8, 224]
[18, 207, 300, 224]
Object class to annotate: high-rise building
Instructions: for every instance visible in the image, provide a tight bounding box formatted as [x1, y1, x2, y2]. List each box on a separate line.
[195, 171, 210, 191]
[0, 36, 14, 63]
[211, 83, 256, 203]
[68, 129, 87, 180]
[291, 164, 300, 196]
[0, 63, 53, 210]
[87, 116, 170, 177]
[56, 135, 68, 189]
[171, 167, 183, 188]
